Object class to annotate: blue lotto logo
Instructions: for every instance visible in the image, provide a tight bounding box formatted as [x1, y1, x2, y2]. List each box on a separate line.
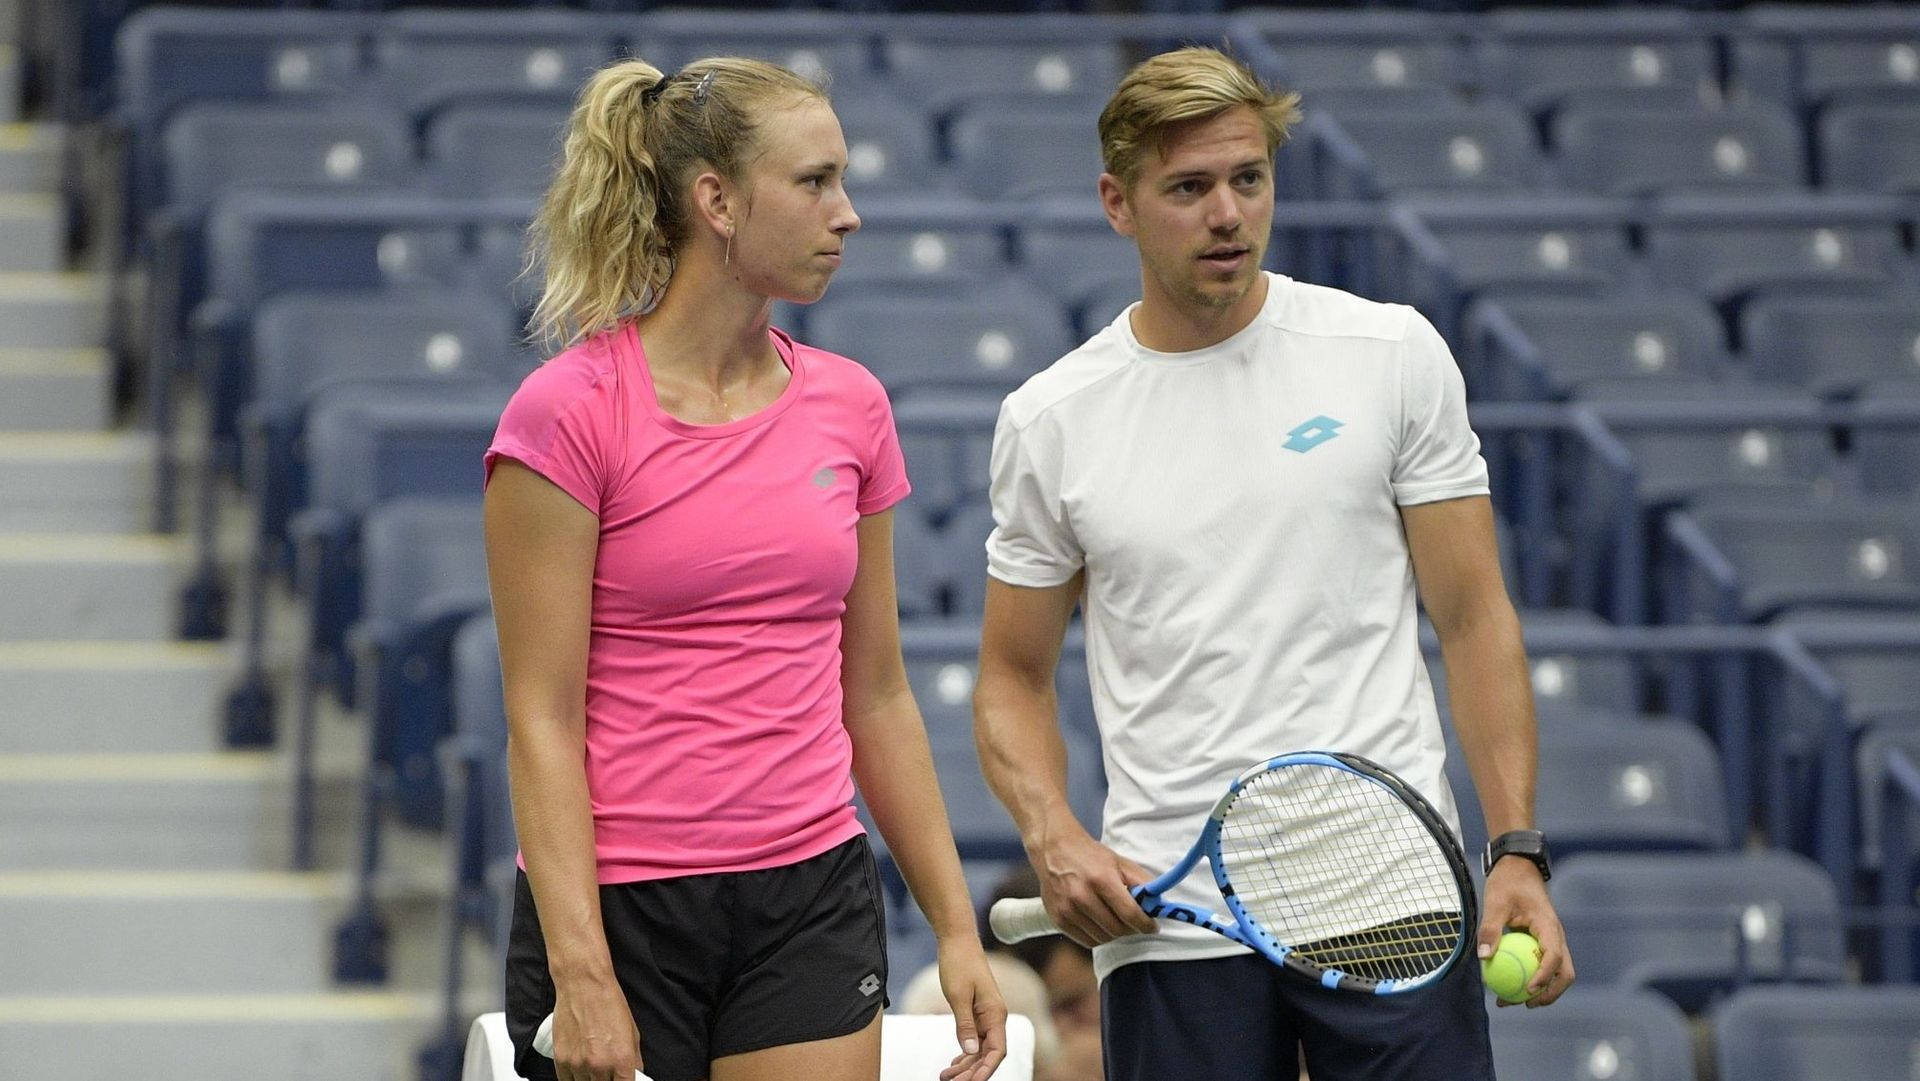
[1283, 415, 1345, 453]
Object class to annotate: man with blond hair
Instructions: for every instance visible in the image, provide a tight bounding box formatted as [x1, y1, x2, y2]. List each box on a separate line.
[973, 46, 1572, 1080]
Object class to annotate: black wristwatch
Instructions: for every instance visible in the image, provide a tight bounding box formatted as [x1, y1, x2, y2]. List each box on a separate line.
[1482, 829, 1552, 882]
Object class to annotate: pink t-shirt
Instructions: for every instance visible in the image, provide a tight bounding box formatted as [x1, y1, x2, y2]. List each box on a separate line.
[485, 321, 910, 883]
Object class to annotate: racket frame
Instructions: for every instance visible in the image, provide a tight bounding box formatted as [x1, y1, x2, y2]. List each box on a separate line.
[1129, 749, 1477, 995]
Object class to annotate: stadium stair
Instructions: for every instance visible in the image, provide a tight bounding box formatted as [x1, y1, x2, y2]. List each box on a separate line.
[0, 8, 470, 1075]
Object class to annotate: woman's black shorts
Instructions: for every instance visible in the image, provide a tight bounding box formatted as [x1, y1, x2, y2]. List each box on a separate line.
[505, 835, 890, 1081]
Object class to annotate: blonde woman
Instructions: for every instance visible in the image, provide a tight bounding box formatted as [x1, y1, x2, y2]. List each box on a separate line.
[484, 58, 1005, 1081]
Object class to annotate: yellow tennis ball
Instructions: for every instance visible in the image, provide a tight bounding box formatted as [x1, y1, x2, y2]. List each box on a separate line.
[1481, 931, 1541, 1004]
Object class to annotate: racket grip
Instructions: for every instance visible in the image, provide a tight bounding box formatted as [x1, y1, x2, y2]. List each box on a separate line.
[533, 1013, 653, 1081]
[988, 897, 1061, 944]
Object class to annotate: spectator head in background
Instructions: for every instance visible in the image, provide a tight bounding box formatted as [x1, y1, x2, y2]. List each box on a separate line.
[526, 56, 860, 350]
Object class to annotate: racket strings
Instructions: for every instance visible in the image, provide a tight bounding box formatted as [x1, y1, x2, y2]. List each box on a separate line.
[1218, 765, 1465, 983]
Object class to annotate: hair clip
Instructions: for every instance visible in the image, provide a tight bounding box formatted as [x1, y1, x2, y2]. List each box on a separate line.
[691, 71, 715, 107]
[640, 72, 675, 106]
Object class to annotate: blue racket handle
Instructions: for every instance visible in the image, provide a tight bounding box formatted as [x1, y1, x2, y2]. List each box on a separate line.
[532, 1013, 653, 1081]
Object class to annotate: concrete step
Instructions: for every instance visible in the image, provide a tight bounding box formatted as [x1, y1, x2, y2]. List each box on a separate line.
[0, 273, 106, 348]
[0, 124, 62, 192]
[0, 871, 353, 994]
[0, 754, 361, 870]
[0, 46, 17, 124]
[0, 641, 234, 752]
[0, 534, 184, 641]
[0, 431, 152, 531]
[0, 349, 112, 430]
[0, 192, 60, 271]
[0, 992, 439, 1081]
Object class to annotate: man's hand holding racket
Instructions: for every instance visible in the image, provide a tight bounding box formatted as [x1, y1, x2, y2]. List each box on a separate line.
[1028, 818, 1159, 948]
[1479, 858, 1574, 1008]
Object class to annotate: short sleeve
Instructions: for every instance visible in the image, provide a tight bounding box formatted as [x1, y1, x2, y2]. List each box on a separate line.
[1391, 311, 1491, 507]
[484, 360, 610, 515]
[984, 402, 1084, 587]
[857, 377, 911, 515]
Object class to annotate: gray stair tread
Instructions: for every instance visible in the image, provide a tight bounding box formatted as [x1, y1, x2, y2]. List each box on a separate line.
[0, 641, 234, 753]
[0, 754, 285, 869]
[0, 871, 352, 995]
[0, 992, 437, 1081]
[0, 273, 107, 348]
[0, 348, 112, 431]
[0, 432, 154, 529]
[0, 124, 64, 192]
[0, 534, 186, 641]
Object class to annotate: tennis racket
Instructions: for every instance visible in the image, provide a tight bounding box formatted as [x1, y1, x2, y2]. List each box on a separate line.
[990, 750, 1475, 994]
[532, 1012, 653, 1081]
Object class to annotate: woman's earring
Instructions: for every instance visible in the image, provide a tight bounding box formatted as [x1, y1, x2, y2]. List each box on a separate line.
[724, 227, 733, 267]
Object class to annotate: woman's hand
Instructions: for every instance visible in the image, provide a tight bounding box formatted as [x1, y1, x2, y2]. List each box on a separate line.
[550, 979, 644, 1081]
[935, 939, 1009, 1081]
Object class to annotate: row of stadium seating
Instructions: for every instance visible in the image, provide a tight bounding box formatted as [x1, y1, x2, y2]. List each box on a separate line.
[82, 5, 1920, 1073]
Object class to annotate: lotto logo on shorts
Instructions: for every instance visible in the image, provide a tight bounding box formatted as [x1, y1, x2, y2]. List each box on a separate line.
[1283, 415, 1345, 454]
[859, 974, 881, 997]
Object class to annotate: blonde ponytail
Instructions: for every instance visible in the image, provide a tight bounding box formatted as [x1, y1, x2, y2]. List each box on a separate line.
[527, 56, 825, 350]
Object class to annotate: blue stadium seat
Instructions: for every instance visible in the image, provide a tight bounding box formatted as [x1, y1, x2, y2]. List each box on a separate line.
[1431, 608, 1643, 716]
[1855, 380, 1920, 496]
[449, 614, 512, 916]
[437, 614, 512, 1043]
[1468, 293, 1728, 400]
[1388, 196, 1639, 331]
[1552, 851, 1846, 1009]
[151, 105, 419, 385]
[290, 392, 507, 719]
[371, 10, 613, 120]
[332, 498, 490, 983]
[1574, 381, 1841, 507]
[947, 105, 1105, 202]
[891, 502, 947, 620]
[1713, 986, 1920, 1081]
[1644, 194, 1910, 306]
[1729, 7, 1920, 107]
[828, 217, 1010, 291]
[1015, 222, 1138, 314]
[893, 395, 998, 526]
[1536, 719, 1732, 856]
[462, 220, 540, 326]
[1488, 986, 1697, 1081]
[835, 98, 941, 196]
[1474, 9, 1718, 117]
[1079, 276, 1140, 341]
[896, 621, 1103, 861]
[1819, 98, 1920, 194]
[1667, 496, 1920, 623]
[943, 501, 996, 619]
[1775, 610, 1920, 877]
[161, 103, 417, 217]
[1742, 293, 1920, 397]
[881, 39, 1123, 116]
[113, 8, 370, 229]
[642, 25, 886, 102]
[1553, 102, 1804, 197]
[239, 289, 523, 578]
[348, 498, 489, 830]
[425, 104, 566, 199]
[1314, 102, 1549, 199]
[806, 282, 1073, 400]
[1239, 10, 1464, 97]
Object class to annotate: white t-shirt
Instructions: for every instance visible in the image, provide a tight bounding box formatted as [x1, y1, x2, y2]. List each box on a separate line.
[985, 272, 1490, 980]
